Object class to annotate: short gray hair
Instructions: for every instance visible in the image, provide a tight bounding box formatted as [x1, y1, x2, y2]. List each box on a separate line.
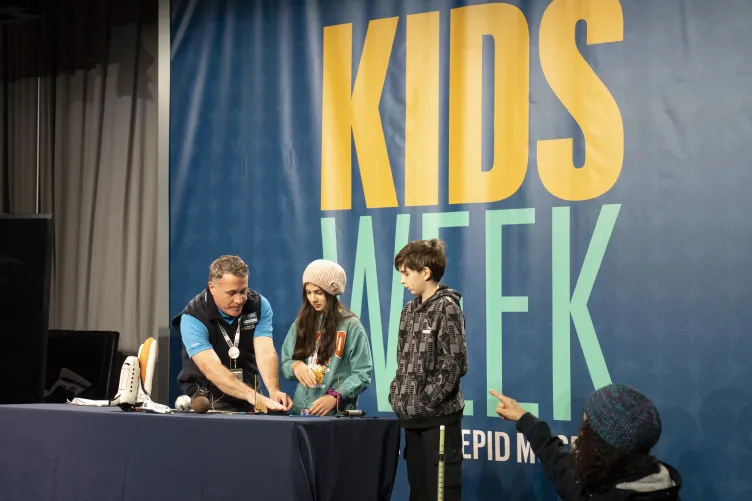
[209, 255, 248, 281]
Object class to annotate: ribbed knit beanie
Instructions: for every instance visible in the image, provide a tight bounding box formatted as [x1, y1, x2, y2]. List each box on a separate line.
[302, 259, 346, 296]
[584, 384, 662, 455]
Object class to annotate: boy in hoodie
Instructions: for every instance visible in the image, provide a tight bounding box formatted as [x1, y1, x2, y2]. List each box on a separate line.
[389, 239, 469, 501]
[490, 384, 683, 501]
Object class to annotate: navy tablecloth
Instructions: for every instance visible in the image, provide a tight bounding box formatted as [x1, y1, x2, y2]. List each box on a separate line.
[0, 404, 400, 501]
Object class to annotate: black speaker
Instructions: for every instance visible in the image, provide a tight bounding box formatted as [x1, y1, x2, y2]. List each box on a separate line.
[0, 213, 54, 404]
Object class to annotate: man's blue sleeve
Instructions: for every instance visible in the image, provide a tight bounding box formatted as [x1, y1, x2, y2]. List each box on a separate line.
[180, 314, 213, 357]
[254, 296, 273, 338]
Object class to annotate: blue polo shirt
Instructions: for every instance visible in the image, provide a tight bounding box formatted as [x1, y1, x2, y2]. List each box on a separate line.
[180, 295, 273, 358]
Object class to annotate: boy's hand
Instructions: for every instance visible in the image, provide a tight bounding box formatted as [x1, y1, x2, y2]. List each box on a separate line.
[489, 390, 527, 422]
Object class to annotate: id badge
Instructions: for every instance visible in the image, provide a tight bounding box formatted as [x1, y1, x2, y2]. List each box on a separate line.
[230, 369, 243, 381]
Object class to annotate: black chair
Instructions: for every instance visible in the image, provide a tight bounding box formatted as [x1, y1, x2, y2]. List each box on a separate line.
[45, 330, 120, 403]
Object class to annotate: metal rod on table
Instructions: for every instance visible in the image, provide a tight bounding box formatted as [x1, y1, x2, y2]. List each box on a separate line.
[437, 424, 445, 501]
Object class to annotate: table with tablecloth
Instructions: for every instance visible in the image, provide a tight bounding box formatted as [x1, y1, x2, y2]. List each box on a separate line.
[0, 403, 400, 501]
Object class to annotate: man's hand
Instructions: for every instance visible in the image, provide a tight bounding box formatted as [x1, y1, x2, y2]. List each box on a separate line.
[308, 395, 337, 416]
[247, 392, 286, 412]
[270, 390, 293, 411]
[489, 390, 527, 422]
[292, 361, 318, 388]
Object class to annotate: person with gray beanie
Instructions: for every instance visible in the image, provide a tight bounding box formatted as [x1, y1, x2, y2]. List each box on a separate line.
[490, 384, 682, 500]
[280, 259, 373, 415]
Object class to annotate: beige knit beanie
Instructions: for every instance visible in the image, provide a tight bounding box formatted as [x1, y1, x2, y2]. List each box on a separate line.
[302, 259, 347, 296]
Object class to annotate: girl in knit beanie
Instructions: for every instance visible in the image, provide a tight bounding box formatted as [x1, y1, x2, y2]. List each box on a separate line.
[280, 259, 374, 416]
[489, 385, 682, 500]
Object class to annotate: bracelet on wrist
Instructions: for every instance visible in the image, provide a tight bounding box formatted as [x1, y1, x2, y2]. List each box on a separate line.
[326, 389, 342, 409]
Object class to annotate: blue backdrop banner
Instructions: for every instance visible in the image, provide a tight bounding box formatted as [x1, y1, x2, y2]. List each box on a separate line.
[169, 0, 752, 499]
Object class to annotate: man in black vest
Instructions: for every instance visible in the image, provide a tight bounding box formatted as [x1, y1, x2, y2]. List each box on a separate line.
[172, 255, 293, 412]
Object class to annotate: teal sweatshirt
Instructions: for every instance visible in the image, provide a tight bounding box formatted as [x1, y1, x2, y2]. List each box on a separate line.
[281, 315, 373, 415]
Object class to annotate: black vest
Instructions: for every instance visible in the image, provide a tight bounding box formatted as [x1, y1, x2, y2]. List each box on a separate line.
[172, 288, 262, 406]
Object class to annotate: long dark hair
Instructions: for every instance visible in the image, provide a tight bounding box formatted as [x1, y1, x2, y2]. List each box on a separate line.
[291, 286, 353, 363]
[569, 421, 658, 490]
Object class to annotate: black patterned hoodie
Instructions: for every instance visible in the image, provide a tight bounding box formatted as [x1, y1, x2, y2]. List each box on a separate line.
[388, 285, 469, 428]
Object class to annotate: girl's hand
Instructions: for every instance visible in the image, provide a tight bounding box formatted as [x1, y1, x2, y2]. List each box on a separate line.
[308, 395, 337, 416]
[489, 390, 527, 422]
[293, 361, 318, 388]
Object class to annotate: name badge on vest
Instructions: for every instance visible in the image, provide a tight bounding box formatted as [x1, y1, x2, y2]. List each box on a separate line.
[230, 368, 243, 382]
[242, 313, 258, 331]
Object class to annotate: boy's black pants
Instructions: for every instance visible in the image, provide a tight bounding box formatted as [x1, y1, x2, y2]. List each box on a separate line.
[404, 421, 463, 501]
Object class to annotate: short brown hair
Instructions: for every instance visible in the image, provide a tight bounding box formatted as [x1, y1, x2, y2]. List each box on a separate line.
[394, 239, 446, 282]
[209, 255, 248, 281]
